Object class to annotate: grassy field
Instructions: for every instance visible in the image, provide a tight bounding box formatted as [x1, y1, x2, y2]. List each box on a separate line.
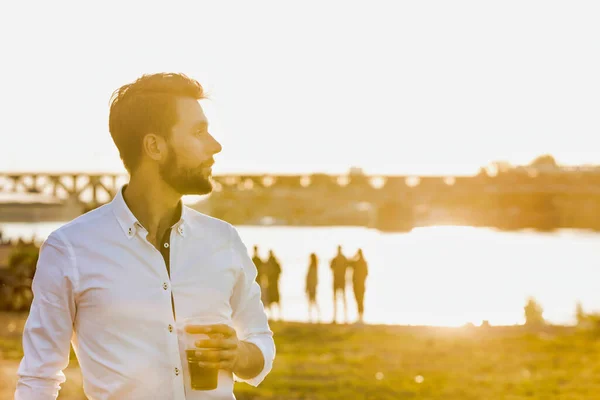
[2, 313, 600, 399]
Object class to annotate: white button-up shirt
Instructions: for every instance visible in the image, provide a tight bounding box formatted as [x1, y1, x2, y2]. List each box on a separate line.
[15, 188, 275, 399]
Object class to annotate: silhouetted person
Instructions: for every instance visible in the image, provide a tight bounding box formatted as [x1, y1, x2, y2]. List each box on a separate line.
[350, 248, 369, 324]
[305, 253, 320, 323]
[330, 245, 349, 324]
[265, 249, 282, 321]
[252, 245, 269, 305]
[252, 245, 262, 283]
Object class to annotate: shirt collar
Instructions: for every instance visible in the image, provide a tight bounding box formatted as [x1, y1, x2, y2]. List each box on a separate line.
[111, 185, 187, 239]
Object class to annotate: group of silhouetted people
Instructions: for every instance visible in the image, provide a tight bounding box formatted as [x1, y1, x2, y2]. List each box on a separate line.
[252, 246, 283, 320]
[328, 245, 369, 324]
[252, 245, 369, 324]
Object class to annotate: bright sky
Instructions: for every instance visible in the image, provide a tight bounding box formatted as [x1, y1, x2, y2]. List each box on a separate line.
[1, 1, 599, 176]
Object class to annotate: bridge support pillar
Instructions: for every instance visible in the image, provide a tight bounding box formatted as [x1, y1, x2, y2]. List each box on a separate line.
[373, 201, 414, 232]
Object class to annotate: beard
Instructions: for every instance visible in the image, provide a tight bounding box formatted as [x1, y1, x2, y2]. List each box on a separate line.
[159, 148, 214, 196]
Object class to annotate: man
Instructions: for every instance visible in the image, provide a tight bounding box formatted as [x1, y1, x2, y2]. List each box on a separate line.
[15, 73, 275, 399]
[349, 248, 368, 324]
[305, 253, 320, 323]
[252, 245, 263, 285]
[251, 245, 268, 306]
[264, 250, 282, 321]
[330, 245, 349, 324]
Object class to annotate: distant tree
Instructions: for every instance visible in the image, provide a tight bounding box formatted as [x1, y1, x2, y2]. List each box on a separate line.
[524, 297, 545, 327]
[5, 244, 39, 311]
[529, 154, 558, 169]
[575, 301, 600, 330]
[10, 244, 38, 274]
[489, 161, 513, 175]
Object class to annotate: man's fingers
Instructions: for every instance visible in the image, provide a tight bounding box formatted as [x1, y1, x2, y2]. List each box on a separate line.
[216, 361, 231, 369]
[195, 338, 237, 349]
[197, 361, 233, 370]
[185, 324, 236, 337]
[185, 325, 211, 334]
[205, 324, 236, 336]
[194, 350, 220, 362]
[197, 361, 218, 369]
[194, 350, 236, 362]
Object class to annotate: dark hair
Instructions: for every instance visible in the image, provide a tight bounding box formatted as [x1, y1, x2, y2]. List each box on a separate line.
[109, 73, 205, 173]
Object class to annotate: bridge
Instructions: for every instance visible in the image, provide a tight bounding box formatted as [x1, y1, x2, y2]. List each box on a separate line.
[2, 170, 600, 230]
[0, 172, 127, 204]
[2, 170, 600, 200]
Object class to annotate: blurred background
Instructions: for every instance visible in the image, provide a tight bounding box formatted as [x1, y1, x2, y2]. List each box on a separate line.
[2, 1, 600, 398]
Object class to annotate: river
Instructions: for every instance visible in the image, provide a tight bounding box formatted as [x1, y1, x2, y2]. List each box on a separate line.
[2, 222, 599, 327]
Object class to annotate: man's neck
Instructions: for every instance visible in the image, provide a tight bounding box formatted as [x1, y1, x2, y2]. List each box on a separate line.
[123, 176, 182, 246]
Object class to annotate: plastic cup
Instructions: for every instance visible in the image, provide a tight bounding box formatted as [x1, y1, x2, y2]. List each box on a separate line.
[176, 316, 228, 391]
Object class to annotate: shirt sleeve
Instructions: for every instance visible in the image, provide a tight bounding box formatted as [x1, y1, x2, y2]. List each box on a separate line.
[229, 226, 275, 387]
[15, 232, 77, 400]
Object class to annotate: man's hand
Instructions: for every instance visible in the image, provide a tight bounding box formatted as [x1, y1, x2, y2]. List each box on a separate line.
[185, 324, 240, 371]
[185, 324, 265, 379]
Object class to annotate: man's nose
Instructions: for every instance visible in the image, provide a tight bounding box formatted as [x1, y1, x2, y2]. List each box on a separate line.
[210, 134, 223, 155]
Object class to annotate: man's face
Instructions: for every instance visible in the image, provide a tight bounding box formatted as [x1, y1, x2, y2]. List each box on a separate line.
[159, 97, 222, 195]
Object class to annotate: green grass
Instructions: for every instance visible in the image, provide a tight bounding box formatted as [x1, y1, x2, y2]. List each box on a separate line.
[2, 313, 600, 399]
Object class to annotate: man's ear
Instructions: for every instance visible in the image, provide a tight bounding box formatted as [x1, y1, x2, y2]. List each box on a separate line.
[142, 134, 167, 161]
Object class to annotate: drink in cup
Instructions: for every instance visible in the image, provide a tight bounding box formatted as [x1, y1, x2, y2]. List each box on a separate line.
[176, 316, 228, 391]
[186, 349, 218, 390]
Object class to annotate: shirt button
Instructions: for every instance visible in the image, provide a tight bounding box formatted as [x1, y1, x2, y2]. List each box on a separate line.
[164, 243, 170, 248]
[168, 324, 173, 333]
[163, 282, 168, 290]
[175, 367, 180, 376]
